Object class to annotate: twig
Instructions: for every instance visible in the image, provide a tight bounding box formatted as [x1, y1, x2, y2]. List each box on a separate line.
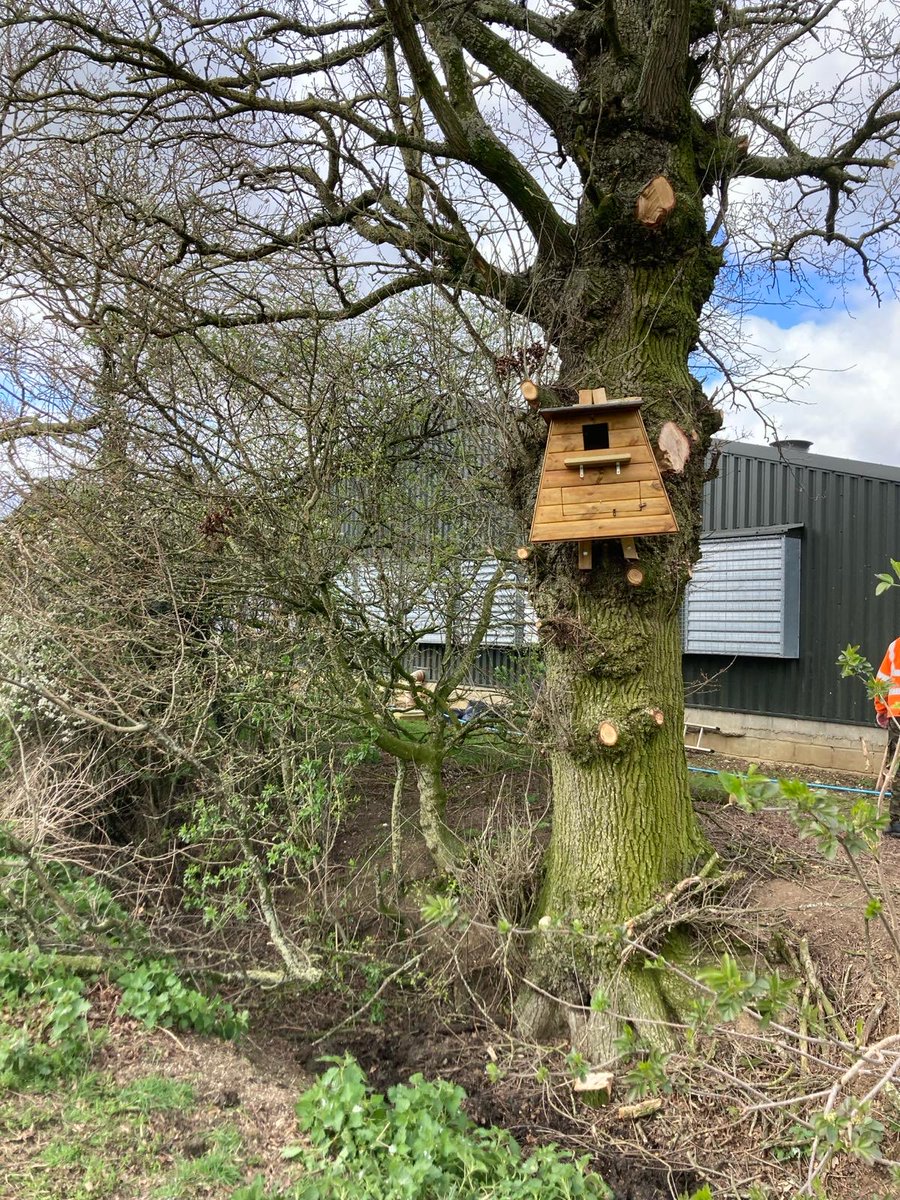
[795, 937, 851, 1045]
[862, 993, 888, 1044]
[390, 759, 407, 887]
[799, 983, 810, 1075]
[623, 853, 721, 936]
[803, 1033, 900, 1194]
[616, 1098, 662, 1120]
[156, 1025, 200, 1058]
[312, 952, 424, 1046]
[840, 838, 900, 968]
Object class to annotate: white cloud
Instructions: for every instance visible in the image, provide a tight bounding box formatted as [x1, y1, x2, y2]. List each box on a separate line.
[720, 296, 900, 466]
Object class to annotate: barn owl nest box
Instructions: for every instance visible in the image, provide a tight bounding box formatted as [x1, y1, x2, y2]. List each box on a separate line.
[529, 388, 678, 545]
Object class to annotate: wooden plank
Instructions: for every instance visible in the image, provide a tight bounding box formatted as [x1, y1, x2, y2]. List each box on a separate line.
[620, 536, 639, 561]
[610, 429, 647, 449]
[545, 428, 646, 451]
[534, 487, 668, 524]
[614, 432, 648, 451]
[563, 482, 642, 502]
[547, 427, 646, 452]
[577, 540, 593, 568]
[578, 389, 593, 405]
[561, 496, 671, 520]
[547, 410, 644, 438]
[536, 486, 561, 508]
[539, 398, 643, 421]
[532, 514, 679, 541]
[540, 463, 659, 488]
[552, 400, 643, 418]
[528, 404, 559, 545]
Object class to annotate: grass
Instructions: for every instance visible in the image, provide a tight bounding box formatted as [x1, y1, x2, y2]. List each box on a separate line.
[0, 1067, 249, 1200]
[151, 1126, 245, 1197]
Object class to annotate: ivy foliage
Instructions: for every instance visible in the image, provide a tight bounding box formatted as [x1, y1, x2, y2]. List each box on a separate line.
[0, 826, 247, 1087]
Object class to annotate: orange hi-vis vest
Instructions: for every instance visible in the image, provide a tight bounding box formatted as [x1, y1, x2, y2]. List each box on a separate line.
[875, 638, 900, 717]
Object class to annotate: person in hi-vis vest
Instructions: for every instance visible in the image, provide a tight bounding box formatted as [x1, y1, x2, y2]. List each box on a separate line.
[874, 637, 900, 837]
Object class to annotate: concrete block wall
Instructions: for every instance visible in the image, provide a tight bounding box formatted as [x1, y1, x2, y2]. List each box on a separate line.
[683, 707, 884, 776]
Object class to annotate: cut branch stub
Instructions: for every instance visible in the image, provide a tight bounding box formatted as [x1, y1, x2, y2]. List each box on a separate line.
[635, 177, 676, 229]
[598, 720, 619, 747]
[516, 546, 532, 560]
[647, 707, 665, 727]
[625, 565, 644, 587]
[520, 379, 540, 409]
[656, 422, 691, 473]
[573, 1070, 615, 1107]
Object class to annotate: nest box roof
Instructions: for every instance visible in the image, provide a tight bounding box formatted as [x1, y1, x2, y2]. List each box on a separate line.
[538, 399, 644, 422]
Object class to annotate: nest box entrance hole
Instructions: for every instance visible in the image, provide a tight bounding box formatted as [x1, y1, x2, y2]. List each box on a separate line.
[582, 422, 610, 451]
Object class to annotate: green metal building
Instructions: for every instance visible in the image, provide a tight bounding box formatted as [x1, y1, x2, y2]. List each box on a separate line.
[682, 440, 900, 727]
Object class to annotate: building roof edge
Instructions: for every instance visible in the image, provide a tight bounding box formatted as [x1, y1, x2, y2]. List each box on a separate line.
[716, 440, 900, 484]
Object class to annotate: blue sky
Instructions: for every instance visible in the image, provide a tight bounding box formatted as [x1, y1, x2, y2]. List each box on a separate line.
[709, 251, 900, 464]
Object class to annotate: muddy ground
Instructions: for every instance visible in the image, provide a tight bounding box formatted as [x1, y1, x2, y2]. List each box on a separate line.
[236, 747, 900, 1198]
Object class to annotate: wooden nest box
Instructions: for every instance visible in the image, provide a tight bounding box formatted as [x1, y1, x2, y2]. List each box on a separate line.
[528, 387, 677, 564]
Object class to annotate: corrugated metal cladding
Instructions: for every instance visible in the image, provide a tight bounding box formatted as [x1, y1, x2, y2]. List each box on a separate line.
[684, 443, 900, 726]
[683, 533, 801, 657]
[354, 559, 537, 648]
[405, 644, 535, 688]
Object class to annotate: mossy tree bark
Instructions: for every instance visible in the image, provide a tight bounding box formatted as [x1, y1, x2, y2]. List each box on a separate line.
[502, 6, 724, 1056]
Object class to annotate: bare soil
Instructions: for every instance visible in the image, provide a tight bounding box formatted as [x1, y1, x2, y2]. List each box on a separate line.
[274, 748, 900, 1199]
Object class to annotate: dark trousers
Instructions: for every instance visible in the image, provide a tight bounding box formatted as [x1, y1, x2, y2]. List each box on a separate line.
[888, 721, 900, 823]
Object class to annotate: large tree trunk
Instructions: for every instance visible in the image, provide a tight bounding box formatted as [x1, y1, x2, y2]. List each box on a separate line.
[514, 102, 723, 1055]
[518, 593, 708, 1058]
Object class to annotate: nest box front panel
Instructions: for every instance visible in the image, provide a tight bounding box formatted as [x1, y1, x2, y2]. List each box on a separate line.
[529, 406, 678, 543]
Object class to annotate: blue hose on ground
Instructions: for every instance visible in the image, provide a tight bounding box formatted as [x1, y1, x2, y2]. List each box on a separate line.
[687, 763, 891, 798]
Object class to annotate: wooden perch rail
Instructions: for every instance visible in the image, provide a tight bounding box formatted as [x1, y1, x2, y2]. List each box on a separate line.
[563, 451, 632, 469]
